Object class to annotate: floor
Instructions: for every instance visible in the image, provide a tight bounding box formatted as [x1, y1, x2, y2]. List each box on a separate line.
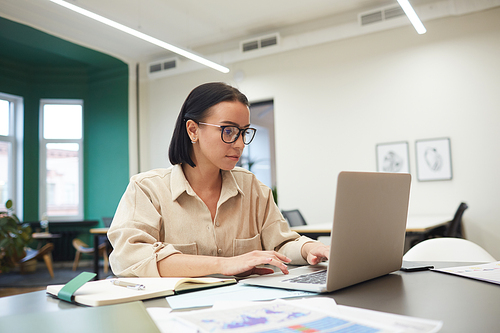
[0, 259, 109, 298]
[0, 286, 46, 297]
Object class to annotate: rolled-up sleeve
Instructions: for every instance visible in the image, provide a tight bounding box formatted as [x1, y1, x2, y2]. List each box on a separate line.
[108, 178, 180, 277]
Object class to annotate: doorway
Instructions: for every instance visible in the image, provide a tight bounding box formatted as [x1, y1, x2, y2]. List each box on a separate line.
[239, 100, 276, 190]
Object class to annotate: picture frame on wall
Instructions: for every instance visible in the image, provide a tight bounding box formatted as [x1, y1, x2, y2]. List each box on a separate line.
[376, 141, 410, 173]
[415, 138, 452, 181]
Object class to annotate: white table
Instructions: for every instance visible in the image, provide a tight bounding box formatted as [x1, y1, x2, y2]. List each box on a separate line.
[291, 215, 451, 234]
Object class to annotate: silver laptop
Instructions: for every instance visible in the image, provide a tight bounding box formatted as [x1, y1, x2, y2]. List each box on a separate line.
[241, 171, 411, 293]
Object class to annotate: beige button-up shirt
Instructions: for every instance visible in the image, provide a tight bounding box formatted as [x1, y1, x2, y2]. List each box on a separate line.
[108, 165, 312, 277]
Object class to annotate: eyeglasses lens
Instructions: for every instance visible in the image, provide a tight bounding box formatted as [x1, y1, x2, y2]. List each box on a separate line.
[221, 127, 256, 144]
[243, 128, 256, 144]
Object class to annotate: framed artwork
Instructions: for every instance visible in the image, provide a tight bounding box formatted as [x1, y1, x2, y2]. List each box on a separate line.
[376, 141, 410, 173]
[415, 138, 452, 181]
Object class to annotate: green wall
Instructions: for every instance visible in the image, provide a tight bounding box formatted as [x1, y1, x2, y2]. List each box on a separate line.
[0, 17, 129, 225]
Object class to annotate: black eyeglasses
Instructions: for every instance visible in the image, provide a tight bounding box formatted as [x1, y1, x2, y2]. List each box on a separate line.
[198, 122, 257, 145]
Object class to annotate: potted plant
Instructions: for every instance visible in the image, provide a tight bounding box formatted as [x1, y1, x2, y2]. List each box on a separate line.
[0, 200, 32, 273]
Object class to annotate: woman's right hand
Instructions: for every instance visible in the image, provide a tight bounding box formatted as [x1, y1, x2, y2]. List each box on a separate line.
[218, 250, 291, 277]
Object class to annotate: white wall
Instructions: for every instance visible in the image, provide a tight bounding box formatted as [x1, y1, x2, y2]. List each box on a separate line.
[139, 7, 500, 259]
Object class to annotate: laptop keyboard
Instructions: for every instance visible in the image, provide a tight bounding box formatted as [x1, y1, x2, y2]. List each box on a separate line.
[283, 270, 327, 285]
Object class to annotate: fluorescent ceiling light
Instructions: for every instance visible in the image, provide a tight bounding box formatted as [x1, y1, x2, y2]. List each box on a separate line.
[49, 0, 230, 73]
[397, 0, 427, 34]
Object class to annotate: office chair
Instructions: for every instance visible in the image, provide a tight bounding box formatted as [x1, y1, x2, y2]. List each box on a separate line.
[421, 202, 468, 241]
[403, 238, 496, 263]
[102, 217, 113, 227]
[445, 202, 468, 237]
[281, 209, 307, 227]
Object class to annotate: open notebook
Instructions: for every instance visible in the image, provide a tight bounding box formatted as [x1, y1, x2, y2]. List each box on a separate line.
[242, 171, 411, 293]
[47, 276, 236, 306]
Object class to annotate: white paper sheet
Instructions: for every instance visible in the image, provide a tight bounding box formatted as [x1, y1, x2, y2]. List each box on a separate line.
[433, 261, 500, 284]
[166, 283, 317, 310]
[149, 297, 443, 333]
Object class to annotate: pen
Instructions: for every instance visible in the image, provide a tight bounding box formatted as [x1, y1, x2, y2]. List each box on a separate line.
[111, 280, 146, 290]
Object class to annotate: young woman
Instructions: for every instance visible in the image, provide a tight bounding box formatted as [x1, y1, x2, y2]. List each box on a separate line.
[108, 82, 329, 277]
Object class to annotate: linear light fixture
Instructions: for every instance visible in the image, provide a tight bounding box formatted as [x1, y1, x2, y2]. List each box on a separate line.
[397, 0, 427, 34]
[49, 0, 230, 73]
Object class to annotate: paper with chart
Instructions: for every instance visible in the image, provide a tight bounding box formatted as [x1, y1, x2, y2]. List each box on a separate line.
[165, 298, 442, 333]
[433, 261, 500, 285]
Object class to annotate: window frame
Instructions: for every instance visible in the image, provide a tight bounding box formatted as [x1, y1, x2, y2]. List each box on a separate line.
[39, 99, 84, 221]
[0, 92, 23, 218]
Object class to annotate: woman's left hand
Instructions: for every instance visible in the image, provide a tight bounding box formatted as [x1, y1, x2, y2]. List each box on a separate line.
[301, 242, 330, 265]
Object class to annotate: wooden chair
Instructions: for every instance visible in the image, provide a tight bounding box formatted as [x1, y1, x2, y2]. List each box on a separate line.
[72, 238, 109, 273]
[19, 243, 55, 278]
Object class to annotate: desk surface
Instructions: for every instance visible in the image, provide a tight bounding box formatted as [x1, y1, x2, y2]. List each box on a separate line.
[89, 227, 109, 234]
[0, 261, 498, 332]
[291, 215, 451, 233]
[32, 232, 61, 239]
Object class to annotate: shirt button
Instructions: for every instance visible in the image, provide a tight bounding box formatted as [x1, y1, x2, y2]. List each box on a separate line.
[215, 222, 220, 227]
[217, 248, 222, 254]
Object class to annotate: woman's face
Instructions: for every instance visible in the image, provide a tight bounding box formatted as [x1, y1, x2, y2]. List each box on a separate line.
[192, 100, 250, 171]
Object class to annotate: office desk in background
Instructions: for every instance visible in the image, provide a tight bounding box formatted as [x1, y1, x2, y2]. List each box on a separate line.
[0, 261, 498, 332]
[291, 215, 451, 238]
[32, 232, 61, 250]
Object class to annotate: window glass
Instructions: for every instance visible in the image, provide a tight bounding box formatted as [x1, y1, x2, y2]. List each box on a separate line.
[40, 100, 83, 220]
[45, 143, 80, 216]
[43, 104, 82, 139]
[0, 141, 10, 210]
[0, 99, 9, 136]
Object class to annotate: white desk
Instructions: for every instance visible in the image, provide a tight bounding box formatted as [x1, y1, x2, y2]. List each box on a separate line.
[291, 215, 452, 237]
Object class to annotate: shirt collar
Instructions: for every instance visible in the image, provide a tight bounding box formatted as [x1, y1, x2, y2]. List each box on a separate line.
[171, 164, 195, 201]
[171, 164, 244, 202]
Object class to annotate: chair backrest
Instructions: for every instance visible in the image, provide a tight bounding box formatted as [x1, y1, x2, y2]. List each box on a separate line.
[445, 202, 468, 237]
[403, 238, 496, 263]
[72, 238, 90, 251]
[281, 209, 307, 227]
[102, 217, 113, 227]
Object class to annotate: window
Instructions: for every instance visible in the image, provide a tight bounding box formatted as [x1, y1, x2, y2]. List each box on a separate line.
[40, 100, 83, 220]
[0, 93, 23, 215]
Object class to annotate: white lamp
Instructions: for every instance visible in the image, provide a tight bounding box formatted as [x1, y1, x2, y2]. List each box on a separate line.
[397, 0, 427, 34]
[49, 0, 230, 73]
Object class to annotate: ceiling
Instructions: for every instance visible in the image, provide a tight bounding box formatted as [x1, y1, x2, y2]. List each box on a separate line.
[0, 0, 414, 62]
[1, 0, 498, 69]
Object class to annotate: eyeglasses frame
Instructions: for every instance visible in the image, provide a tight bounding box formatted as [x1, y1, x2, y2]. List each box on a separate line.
[197, 122, 257, 145]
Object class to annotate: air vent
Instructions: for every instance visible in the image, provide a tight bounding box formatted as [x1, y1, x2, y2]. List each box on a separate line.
[148, 58, 178, 75]
[242, 40, 259, 52]
[260, 36, 278, 48]
[359, 5, 406, 26]
[240, 33, 280, 53]
[163, 59, 176, 70]
[384, 6, 405, 20]
[149, 63, 162, 73]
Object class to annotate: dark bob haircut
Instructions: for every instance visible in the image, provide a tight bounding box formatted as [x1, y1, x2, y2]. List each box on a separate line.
[168, 82, 249, 168]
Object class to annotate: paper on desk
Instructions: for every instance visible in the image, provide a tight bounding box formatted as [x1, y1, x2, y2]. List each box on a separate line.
[151, 297, 443, 333]
[166, 283, 317, 310]
[433, 261, 500, 285]
[211, 298, 442, 333]
[146, 307, 172, 331]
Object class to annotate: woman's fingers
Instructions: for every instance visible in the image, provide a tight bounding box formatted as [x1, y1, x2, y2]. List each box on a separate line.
[221, 251, 291, 276]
